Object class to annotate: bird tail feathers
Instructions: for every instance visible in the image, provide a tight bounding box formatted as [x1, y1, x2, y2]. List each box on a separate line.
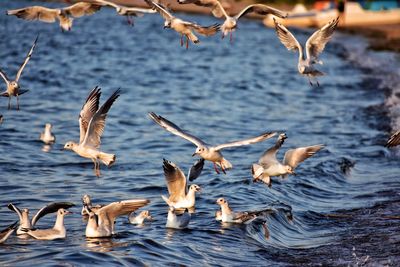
[218, 158, 232, 170]
[99, 152, 116, 167]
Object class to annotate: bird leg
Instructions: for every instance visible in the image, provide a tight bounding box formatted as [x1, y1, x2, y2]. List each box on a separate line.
[220, 165, 226, 175]
[180, 35, 183, 46]
[308, 78, 313, 87]
[16, 95, 20, 110]
[186, 36, 189, 50]
[230, 32, 233, 43]
[213, 162, 220, 174]
[127, 16, 133, 26]
[316, 80, 320, 87]
[7, 97, 11, 110]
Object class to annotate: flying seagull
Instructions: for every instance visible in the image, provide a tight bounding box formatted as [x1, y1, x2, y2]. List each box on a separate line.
[252, 133, 324, 186]
[63, 87, 120, 177]
[0, 36, 38, 110]
[177, 0, 288, 41]
[7, 2, 104, 31]
[273, 17, 339, 86]
[145, 0, 220, 49]
[149, 112, 276, 174]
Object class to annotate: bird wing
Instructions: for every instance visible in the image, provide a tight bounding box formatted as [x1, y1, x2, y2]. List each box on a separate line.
[178, 0, 226, 18]
[63, 2, 104, 18]
[163, 159, 187, 202]
[386, 130, 400, 148]
[0, 68, 10, 85]
[283, 144, 324, 169]
[94, 0, 119, 9]
[79, 87, 101, 144]
[7, 6, 60, 23]
[305, 17, 339, 61]
[273, 18, 303, 56]
[259, 133, 286, 166]
[98, 199, 150, 225]
[125, 7, 157, 14]
[144, 0, 173, 20]
[188, 158, 205, 181]
[7, 203, 23, 222]
[186, 22, 220, 36]
[15, 35, 38, 82]
[149, 112, 206, 147]
[235, 4, 288, 20]
[214, 131, 276, 151]
[82, 89, 120, 149]
[31, 202, 75, 226]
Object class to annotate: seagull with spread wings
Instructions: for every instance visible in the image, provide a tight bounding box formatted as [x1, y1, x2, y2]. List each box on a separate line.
[95, 0, 156, 26]
[63, 87, 120, 177]
[0, 36, 38, 110]
[7, 2, 103, 31]
[149, 112, 276, 174]
[145, 0, 220, 49]
[252, 133, 324, 187]
[274, 17, 339, 86]
[161, 158, 204, 209]
[177, 0, 288, 42]
[8, 202, 75, 237]
[216, 198, 257, 224]
[0, 222, 18, 244]
[83, 198, 150, 237]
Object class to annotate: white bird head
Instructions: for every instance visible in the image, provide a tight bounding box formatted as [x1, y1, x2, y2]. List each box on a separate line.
[216, 198, 227, 206]
[189, 184, 201, 193]
[58, 208, 71, 216]
[10, 81, 19, 89]
[163, 20, 172, 29]
[63, 141, 76, 150]
[82, 194, 92, 206]
[192, 146, 207, 157]
[285, 165, 295, 175]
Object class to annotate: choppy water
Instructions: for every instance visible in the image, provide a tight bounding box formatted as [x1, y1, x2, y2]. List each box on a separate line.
[1, 1, 400, 266]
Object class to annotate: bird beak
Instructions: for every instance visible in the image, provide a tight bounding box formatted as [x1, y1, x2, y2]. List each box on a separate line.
[192, 152, 197, 157]
[147, 216, 154, 221]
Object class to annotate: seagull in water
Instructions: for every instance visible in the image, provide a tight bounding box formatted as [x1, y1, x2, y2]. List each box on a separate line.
[386, 130, 400, 148]
[129, 210, 153, 225]
[7, 2, 103, 31]
[0, 36, 38, 110]
[145, 0, 220, 49]
[40, 123, 56, 144]
[273, 17, 339, 86]
[95, 0, 156, 26]
[84, 198, 150, 237]
[177, 0, 288, 42]
[252, 133, 324, 187]
[216, 198, 257, 224]
[63, 87, 120, 177]
[8, 202, 75, 237]
[166, 207, 191, 229]
[149, 112, 276, 174]
[81, 194, 104, 216]
[161, 158, 204, 209]
[0, 221, 18, 244]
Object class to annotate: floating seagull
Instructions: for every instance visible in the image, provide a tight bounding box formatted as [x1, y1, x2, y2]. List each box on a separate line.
[84, 199, 150, 237]
[7, 2, 103, 31]
[149, 112, 276, 174]
[386, 130, 400, 148]
[145, 0, 220, 49]
[273, 17, 339, 86]
[166, 207, 191, 229]
[23, 209, 71, 240]
[95, 0, 156, 26]
[40, 123, 56, 144]
[161, 159, 203, 209]
[216, 198, 256, 224]
[81, 194, 104, 216]
[252, 133, 324, 186]
[177, 0, 288, 41]
[0, 221, 18, 244]
[129, 210, 153, 225]
[0, 36, 37, 110]
[8, 202, 75, 237]
[63, 87, 120, 177]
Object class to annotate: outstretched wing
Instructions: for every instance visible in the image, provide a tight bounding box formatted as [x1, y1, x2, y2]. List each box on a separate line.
[63, 2, 104, 18]
[188, 158, 204, 181]
[187, 22, 220, 36]
[7, 6, 60, 23]
[273, 18, 303, 56]
[31, 202, 75, 226]
[149, 112, 206, 147]
[16, 35, 38, 82]
[214, 131, 276, 151]
[177, 0, 227, 18]
[82, 89, 120, 148]
[283, 144, 324, 169]
[144, 0, 173, 20]
[163, 159, 187, 202]
[386, 130, 400, 148]
[305, 17, 339, 61]
[98, 199, 150, 224]
[259, 133, 287, 166]
[0, 68, 10, 85]
[79, 87, 101, 144]
[7, 203, 23, 222]
[236, 4, 288, 20]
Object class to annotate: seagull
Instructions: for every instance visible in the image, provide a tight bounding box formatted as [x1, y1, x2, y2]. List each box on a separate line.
[216, 198, 257, 224]
[84, 199, 150, 237]
[149, 112, 276, 174]
[166, 207, 191, 229]
[63, 87, 120, 177]
[252, 133, 324, 186]
[23, 209, 71, 240]
[273, 17, 339, 86]
[144, 0, 220, 49]
[129, 210, 153, 225]
[8, 202, 75, 237]
[161, 158, 204, 209]
[95, 0, 156, 26]
[0, 36, 37, 110]
[81, 194, 104, 216]
[386, 130, 400, 148]
[0, 221, 18, 244]
[177, 0, 288, 41]
[7, 2, 103, 31]
[40, 123, 56, 144]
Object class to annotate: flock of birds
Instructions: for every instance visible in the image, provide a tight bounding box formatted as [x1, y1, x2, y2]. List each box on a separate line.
[1, 0, 399, 246]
